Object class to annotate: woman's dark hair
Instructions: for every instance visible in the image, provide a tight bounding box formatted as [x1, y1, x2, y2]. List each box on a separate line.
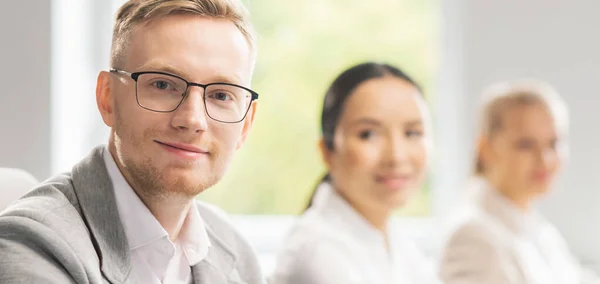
[304, 62, 422, 211]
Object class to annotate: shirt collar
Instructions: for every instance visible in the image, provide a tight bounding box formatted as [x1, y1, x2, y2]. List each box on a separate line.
[102, 146, 210, 266]
[179, 201, 211, 265]
[311, 182, 390, 247]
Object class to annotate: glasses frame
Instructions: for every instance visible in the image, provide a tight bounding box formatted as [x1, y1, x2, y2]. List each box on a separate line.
[109, 68, 259, 123]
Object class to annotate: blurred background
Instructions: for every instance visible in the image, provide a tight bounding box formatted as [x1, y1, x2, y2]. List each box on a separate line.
[1, 0, 600, 275]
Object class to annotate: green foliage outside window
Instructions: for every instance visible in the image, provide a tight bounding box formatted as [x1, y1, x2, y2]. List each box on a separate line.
[200, 0, 438, 215]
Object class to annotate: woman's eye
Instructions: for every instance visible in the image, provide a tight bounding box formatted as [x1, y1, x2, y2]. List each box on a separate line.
[406, 130, 423, 138]
[359, 130, 374, 140]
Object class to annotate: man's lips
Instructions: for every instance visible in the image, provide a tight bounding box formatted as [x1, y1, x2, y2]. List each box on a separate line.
[154, 140, 209, 155]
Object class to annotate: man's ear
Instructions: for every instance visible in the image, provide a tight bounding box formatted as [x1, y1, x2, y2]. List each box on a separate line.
[96, 71, 116, 127]
[237, 101, 258, 149]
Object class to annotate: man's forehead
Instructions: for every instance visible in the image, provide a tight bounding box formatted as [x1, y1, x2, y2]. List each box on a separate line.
[131, 15, 250, 50]
[123, 15, 253, 85]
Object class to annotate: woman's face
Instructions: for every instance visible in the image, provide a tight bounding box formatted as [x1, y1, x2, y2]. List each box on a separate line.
[482, 103, 563, 201]
[322, 76, 430, 214]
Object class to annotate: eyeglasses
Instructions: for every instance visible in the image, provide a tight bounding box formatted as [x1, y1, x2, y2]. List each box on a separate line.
[109, 68, 259, 123]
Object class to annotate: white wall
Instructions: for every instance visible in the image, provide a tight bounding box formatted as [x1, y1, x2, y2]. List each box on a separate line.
[0, 1, 52, 180]
[441, 0, 600, 270]
[0, 0, 117, 180]
[51, 0, 120, 175]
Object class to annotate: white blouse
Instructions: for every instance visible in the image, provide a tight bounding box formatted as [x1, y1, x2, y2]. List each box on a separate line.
[439, 177, 600, 284]
[270, 182, 439, 284]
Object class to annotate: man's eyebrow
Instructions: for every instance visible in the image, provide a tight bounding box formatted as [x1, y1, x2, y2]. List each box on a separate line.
[136, 62, 242, 85]
[136, 62, 186, 77]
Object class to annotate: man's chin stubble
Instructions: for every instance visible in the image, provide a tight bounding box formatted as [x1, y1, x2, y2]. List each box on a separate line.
[124, 160, 217, 201]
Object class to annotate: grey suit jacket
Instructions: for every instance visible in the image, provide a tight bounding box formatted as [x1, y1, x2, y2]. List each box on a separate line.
[0, 146, 265, 284]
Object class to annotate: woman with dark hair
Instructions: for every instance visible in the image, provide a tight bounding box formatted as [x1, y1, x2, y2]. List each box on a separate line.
[270, 62, 438, 284]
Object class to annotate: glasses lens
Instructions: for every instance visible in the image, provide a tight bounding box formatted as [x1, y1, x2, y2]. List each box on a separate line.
[204, 84, 252, 122]
[136, 73, 187, 111]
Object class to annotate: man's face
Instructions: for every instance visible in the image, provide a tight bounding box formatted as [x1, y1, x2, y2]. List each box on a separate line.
[97, 15, 256, 199]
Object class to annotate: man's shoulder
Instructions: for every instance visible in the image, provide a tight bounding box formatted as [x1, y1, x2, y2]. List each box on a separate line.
[0, 171, 90, 245]
[1, 172, 79, 220]
[0, 173, 101, 282]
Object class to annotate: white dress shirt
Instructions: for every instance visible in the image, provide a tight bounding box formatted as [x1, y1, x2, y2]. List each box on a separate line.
[103, 147, 211, 284]
[439, 177, 600, 284]
[270, 182, 439, 284]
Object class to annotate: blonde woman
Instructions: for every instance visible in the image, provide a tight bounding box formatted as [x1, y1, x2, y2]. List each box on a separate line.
[439, 80, 599, 284]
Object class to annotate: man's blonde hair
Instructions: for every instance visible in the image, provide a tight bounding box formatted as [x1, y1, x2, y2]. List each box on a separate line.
[110, 0, 256, 67]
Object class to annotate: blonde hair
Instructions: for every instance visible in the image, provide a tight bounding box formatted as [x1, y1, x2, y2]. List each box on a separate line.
[474, 80, 569, 174]
[110, 0, 256, 67]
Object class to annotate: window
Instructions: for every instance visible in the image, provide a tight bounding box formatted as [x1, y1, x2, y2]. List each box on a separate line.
[199, 0, 439, 216]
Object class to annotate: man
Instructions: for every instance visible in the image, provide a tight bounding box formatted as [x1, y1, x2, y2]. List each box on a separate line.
[0, 0, 264, 283]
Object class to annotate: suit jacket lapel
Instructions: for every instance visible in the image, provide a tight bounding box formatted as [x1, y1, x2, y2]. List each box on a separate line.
[191, 228, 242, 284]
[71, 146, 136, 283]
